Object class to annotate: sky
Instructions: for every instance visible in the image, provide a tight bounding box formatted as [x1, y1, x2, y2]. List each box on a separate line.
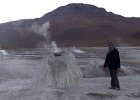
[0, 0, 140, 23]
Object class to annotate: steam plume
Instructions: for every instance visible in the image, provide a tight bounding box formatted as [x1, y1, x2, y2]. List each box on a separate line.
[31, 21, 51, 45]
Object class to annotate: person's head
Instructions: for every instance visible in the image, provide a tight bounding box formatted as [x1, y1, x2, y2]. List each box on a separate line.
[108, 42, 115, 49]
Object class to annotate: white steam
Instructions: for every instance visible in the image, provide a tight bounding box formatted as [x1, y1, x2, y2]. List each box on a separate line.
[51, 41, 62, 54]
[31, 21, 51, 45]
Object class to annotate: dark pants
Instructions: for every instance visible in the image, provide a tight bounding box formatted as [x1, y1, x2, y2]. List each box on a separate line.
[109, 69, 120, 88]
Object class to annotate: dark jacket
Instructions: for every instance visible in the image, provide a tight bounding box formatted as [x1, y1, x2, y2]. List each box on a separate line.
[104, 48, 120, 70]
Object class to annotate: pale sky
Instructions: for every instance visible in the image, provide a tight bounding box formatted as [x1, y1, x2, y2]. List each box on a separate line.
[0, 0, 140, 23]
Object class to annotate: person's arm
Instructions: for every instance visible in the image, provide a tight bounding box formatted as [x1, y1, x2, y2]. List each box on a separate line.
[104, 54, 108, 68]
[118, 52, 121, 68]
[116, 50, 121, 68]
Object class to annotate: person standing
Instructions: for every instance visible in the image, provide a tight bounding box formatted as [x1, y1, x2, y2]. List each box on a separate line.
[104, 42, 121, 90]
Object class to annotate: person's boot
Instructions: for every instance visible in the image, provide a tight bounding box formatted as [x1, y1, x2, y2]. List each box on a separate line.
[115, 87, 120, 90]
[109, 87, 115, 89]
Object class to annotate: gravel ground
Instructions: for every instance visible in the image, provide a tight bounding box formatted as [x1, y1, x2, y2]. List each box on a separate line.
[0, 47, 139, 100]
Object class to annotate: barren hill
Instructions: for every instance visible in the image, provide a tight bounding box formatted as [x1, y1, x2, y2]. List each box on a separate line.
[0, 3, 140, 49]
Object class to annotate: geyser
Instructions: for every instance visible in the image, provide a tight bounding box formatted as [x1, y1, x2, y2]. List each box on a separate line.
[34, 42, 82, 90]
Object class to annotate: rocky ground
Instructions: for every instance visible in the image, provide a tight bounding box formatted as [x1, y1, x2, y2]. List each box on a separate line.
[0, 47, 140, 100]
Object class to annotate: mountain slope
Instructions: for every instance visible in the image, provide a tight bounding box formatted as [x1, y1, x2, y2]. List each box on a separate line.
[0, 3, 140, 49]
